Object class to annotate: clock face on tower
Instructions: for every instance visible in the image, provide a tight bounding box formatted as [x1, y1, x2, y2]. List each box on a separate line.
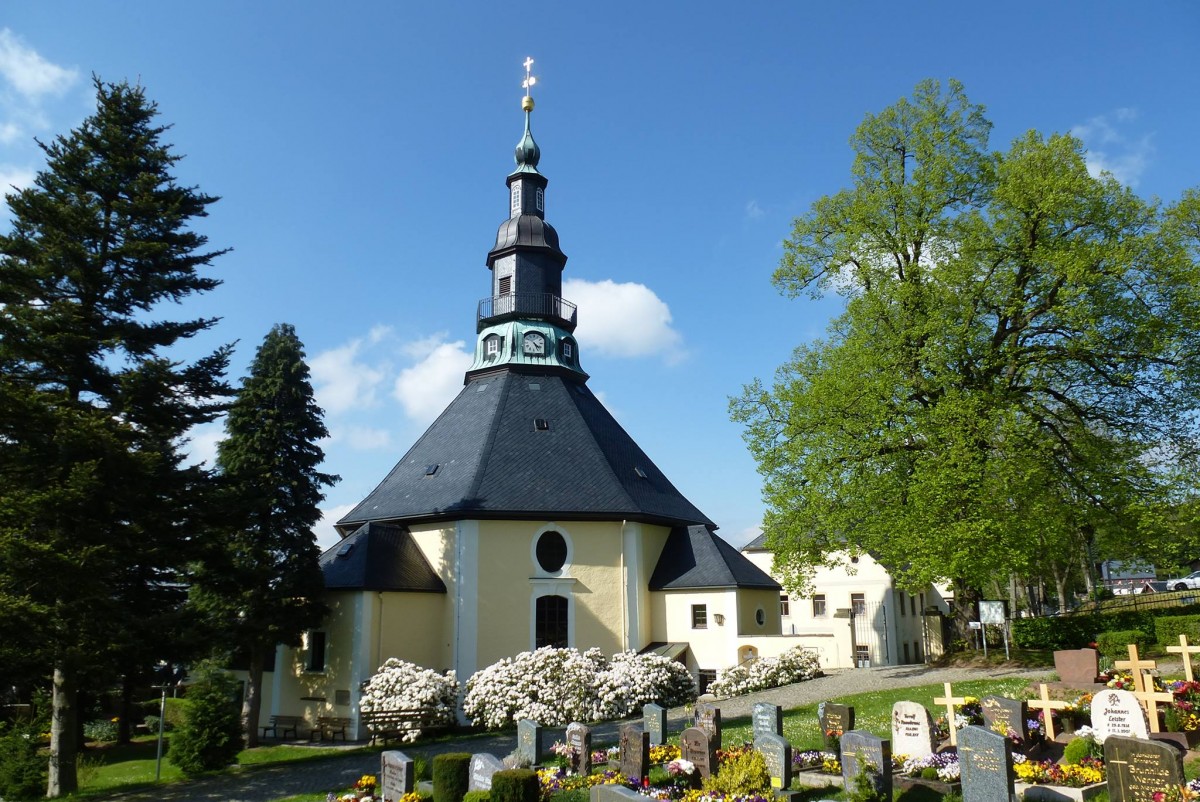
[523, 332, 546, 356]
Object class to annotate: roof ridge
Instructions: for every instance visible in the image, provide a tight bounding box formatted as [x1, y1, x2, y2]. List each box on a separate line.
[465, 372, 513, 504]
[563, 380, 641, 513]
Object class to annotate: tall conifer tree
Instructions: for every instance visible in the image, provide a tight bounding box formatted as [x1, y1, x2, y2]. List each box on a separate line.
[0, 79, 230, 797]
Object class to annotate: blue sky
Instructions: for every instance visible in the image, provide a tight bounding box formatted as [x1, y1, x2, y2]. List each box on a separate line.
[1, 3, 1196, 549]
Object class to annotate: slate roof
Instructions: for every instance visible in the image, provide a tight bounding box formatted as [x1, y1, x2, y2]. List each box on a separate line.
[742, 532, 768, 551]
[649, 525, 781, 590]
[320, 522, 446, 592]
[337, 371, 714, 531]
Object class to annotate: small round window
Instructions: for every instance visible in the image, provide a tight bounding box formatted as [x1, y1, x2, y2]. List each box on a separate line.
[755, 608, 766, 626]
[536, 531, 568, 573]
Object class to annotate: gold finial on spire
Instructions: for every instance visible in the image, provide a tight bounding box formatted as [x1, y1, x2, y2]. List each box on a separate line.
[521, 56, 536, 112]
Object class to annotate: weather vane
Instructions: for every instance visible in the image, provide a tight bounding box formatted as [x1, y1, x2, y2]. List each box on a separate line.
[522, 57, 537, 112]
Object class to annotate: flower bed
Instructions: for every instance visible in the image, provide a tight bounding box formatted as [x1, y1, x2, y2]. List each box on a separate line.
[706, 647, 821, 698]
[791, 750, 840, 775]
[1012, 756, 1104, 787]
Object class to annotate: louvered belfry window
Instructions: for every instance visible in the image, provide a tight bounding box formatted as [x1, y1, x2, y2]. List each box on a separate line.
[498, 275, 512, 295]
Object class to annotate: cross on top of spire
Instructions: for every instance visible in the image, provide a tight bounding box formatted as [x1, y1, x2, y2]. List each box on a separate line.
[521, 57, 537, 112]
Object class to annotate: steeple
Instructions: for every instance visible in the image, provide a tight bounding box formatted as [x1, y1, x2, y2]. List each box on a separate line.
[469, 58, 584, 382]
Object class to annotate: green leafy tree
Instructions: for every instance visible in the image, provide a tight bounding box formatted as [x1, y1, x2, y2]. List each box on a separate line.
[732, 80, 1200, 629]
[167, 659, 243, 775]
[192, 323, 336, 747]
[0, 78, 229, 796]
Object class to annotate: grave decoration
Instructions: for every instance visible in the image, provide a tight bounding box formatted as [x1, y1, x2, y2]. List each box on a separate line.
[754, 732, 792, 790]
[840, 730, 892, 801]
[819, 703, 853, 750]
[957, 725, 1015, 802]
[619, 724, 650, 783]
[680, 727, 716, 779]
[692, 702, 722, 751]
[1104, 735, 1184, 802]
[1027, 684, 1074, 742]
[792, 749, 841, 775]
[1012, 755, 1105, 791]
[1165, 634, 1200, 683]
[566, 722, 592, 776]
[981, 694, 1031, 744]
[933, 682, 979, 747]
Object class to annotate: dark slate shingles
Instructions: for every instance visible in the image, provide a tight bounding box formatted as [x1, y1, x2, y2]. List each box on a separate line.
[649, 525, 781, 590]
[320, 522, 446, 592]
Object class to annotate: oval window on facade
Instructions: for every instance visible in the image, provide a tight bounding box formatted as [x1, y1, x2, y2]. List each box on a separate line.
[755, 607, 766, 626]
[536, 530, 568, 573]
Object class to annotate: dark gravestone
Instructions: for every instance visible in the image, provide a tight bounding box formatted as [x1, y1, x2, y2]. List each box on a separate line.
[644, 703, 667, 746]
[589, 785, 645, 802]
[566, 721, 592, 776]
[820, 703, 854, 748]
[755, 732, 792, 791]
[753, 702, 784, 739]
[1054, 648, 1101, 686]
[1104, 735, 1185, 802]
[693, 702, 722, 751]
[958, 725, 1015, 802]
[840, 730, 892, 801]
[517, 719, 543, 766]
[381, 751, 414, 799]
[468, 753, 504, 792]
[891, 701, 936, 758]
[981, 695, 1029, 741]
[619, 724, 649, 782]
[680, 727, 716, 779]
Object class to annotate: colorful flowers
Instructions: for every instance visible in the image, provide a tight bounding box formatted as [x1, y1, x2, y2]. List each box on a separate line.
[1013, 757, 1104, 787]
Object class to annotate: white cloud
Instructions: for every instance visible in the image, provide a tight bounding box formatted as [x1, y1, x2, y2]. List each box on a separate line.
[181, 420, 225, 468]
[335, 425, 392, 450]
[1071, 109, 1153, 187]
[310, 336, 387, 415]
[563, 278, 684, 362]
[315, 503, 357, 551]
[392, 336, 471, 423]
[729, 524, 763, 549]
[745, 199, 764, 219]
[0, 29, 78, 99]
[0, 164, 34, 192]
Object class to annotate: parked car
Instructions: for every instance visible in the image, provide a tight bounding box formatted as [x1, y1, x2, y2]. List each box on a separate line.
[1170, 570, 1200, 591]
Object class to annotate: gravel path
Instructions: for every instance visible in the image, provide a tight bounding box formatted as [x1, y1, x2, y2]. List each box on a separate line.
[99, 663, 1051, 802]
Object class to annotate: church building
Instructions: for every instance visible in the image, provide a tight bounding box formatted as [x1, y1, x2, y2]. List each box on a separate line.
[258, 66, 787, 735]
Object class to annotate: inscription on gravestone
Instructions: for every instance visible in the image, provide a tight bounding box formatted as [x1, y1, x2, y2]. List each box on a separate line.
[840, 730, 892, 801]
[680, 727, 715, 779]
[468, 753, 504, 792]
[619, 724, 649, 782]
[381, 750, 414, 799]
[981, 696, 1028, 741]
[566, 722, 592, 776]
[958, 725, 1015, 802]
[753, 702, 783, 739]
[517, 719, 543, 766]
[1092, 690, 1150, 743]
[644, 703, 667, 746]
[1104, 735, 1185, 802]
[891, 701, 936, 758]
[755, 732, 792, 790]
[820, 703, 854, 747]
[693, 702, 722, 751]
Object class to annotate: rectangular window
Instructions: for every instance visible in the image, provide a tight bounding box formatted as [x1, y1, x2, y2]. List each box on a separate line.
[779, 594, 790, 617]
[911, 594, 917, 616]
[812, 594, 826, 617]
[691, 604, 707, 629]
[498, 274, 513, 295]
[915, 640, 923, 662]
[510, 185, 521, 216]
[851, 593, 866, 616]
[697, 669, 717, 695]
[306, 631, 326, 672]
[486, 337, 501, 356]
[903, 642, 911, 663]
[898, 590, 906, 616]
[855, 644, 870, 667]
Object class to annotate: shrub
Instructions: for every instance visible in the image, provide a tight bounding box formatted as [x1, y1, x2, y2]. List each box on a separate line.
[1062, 733, 1102, 763]
[490, 768, 538, 802]
[707, 646, 821, 698]
[463, 791, 492, 802]
[359, 658, 459, 743]
[1154, 614, 1200, 645]
[83, 718, 118, 742]
[433, 752, 471, 802]
[1096, 630, 1149, 661]
[845, 762, 887, 802]
[167, 660, 244, 775]
[0, 721, 45, 801]
[702, 748, 770, 796]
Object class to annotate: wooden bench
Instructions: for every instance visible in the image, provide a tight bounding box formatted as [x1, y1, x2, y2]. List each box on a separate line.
[311, 715, 351, 742]
[360, 709, 447, 745]
[260, 714, 305, 740]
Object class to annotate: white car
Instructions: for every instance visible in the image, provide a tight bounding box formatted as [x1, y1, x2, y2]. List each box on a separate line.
[1170, 570, 1200, 591]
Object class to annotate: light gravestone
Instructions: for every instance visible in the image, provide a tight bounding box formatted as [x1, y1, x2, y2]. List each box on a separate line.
[957, 725, 1015, 802]
[753, 702, 783, 739]
[619, 724, 650, 782]
[693, 702, 722, 751]
[468, 753, 504, 792]
[755, 732, 792, 791]
[820, 703, 854, 748]
[566, 722, 592, 776]
[644, 703, 667, 746]
[1104, 735, 1185, 802]
[1092, 689, 1150, 743]
[517, 719, 544, 766]
[840, 730, 892, 801]
[980, 696, 1029, 741]
[680, 727, 716, 779]
[381, 751, 414, 799]
[891, 701, 936, 758]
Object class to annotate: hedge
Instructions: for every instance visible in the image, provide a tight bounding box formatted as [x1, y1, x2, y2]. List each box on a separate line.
[433, 753, 471, 802]
[1011, 608, 1192, 649]
[1096, 630, 1150, 660]
[1154, 614, 1200, 645]
[490, 769, 539, 802]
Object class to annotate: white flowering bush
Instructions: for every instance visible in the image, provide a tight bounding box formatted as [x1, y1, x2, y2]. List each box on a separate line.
[464, 647, 697, 729]
[706, 646, 821, 698]
[358, 658, 458, 742]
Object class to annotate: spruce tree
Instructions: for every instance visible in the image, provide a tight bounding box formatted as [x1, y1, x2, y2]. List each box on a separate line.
[0, 78, 230, 797]
[193, 323, 336, 747]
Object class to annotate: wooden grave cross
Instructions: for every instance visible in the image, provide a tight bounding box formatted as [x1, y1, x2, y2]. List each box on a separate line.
[933, 682, 969, 747]
[1166, 634, 1200, 683]
[1134, 686, 1176, 733]
[1027, 683, 1071, 741]
[1114, 643, 1157, 694]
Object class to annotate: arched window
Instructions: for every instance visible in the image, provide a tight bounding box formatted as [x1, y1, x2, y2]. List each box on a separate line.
[535, 594, 568, 648]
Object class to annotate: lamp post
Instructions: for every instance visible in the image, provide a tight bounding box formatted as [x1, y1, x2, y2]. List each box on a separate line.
[153, 683, 168, 781]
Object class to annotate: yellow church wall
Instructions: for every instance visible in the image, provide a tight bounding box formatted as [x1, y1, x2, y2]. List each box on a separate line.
[376, 591, 450, 672]
[650, 588, 740, 673]
[272, 590, 359, 724]
[408, 522, 459, 656]
[634, 524, 672, 650]
[735, 588, 783, 636]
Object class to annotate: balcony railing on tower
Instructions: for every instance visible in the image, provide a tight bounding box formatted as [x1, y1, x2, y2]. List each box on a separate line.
[477, 292, 577, 332]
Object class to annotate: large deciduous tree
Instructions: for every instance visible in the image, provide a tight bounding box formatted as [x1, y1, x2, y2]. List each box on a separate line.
[0, 79, 230, 797]
[732, 80, 1200, 628]
[192, 323, 336, 747]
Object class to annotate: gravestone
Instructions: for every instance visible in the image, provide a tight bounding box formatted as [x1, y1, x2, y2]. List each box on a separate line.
[820, 703, 854, 748]
[468, 753, 504, 792]
[1091, 689, 1150, 743]
[1054, 648, 1101, 686]
[644, 703, 667, 746]
[589, 785, 645, 802]
[1104, 735, 1185, 802]
[381, 750, 414, 799]
[958, 725, 1015, 802]
[566, 721, 592, 776]
[753, 702, 783, 739]
[840, 730, 892, 801]
[680, 727, 716, 779]
[619, 724, 649, 782]
[891, 701, 936, 758]
[755, 732, 792, 791]
[517, 719, 543, 766]
[693, 702, 722, 750]
[981, 695, 1029, 741]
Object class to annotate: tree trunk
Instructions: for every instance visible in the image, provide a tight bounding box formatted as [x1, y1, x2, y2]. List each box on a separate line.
[1079, 548, 1096, 600]
[118, 673, 134, 745]
[243, 646, 264, 748]
[48, 665, 78, 797]
[951, 579, 981, 645]
[1052, 564, 1069, 617]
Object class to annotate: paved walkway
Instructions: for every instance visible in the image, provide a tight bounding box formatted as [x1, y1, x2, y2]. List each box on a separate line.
[100, 664, 1051, 802]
